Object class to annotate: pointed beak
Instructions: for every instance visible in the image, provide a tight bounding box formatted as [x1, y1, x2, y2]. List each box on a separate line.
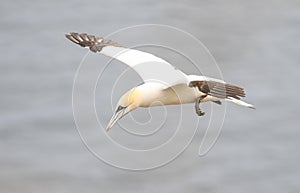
[106, 106, 128, 132]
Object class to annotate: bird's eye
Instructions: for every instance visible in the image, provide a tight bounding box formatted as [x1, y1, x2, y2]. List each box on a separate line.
[116, 105, 126, 113]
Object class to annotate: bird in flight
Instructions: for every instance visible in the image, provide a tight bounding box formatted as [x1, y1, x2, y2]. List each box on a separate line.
[65, 32, 254, 131]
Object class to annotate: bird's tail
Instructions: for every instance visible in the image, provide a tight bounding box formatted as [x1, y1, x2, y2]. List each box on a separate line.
[225, 97, 255, 109]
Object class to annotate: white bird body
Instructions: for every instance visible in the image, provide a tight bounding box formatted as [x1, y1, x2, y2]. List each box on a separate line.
[133, 81, 222, 108]
[65, 32, 255, 131]
[133, 82, 200, 107]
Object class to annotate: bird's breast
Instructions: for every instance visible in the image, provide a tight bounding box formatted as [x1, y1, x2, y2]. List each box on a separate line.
[139, 84, 202, 107]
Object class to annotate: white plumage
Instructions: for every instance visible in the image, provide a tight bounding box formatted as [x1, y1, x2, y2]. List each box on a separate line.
[66, 32, 254, 131]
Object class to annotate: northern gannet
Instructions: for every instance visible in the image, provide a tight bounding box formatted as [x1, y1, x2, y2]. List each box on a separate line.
[65, 32, 254, 131]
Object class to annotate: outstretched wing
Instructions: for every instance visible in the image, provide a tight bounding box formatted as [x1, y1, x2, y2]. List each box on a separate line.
[187, 75, 254, 108]
[189, 80, 245, 99]
[188, 75, 245, 99]
[65, 32, 188, 87]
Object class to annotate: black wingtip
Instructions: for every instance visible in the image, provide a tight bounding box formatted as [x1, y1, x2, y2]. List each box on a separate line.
[65, 32, 123, 52]
[65, 32, 81, 44]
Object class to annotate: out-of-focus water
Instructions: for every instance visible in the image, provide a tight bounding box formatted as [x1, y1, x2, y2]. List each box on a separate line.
[1, 0, 300, 192]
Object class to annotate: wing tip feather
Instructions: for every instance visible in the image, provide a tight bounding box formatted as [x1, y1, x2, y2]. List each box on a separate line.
[65, 32, 123, 52]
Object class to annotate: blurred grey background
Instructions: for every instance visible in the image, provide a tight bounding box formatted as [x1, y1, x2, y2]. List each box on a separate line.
[1, 0, 300, 193]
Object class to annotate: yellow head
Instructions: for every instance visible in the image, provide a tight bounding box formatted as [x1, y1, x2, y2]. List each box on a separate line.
[105, 82, 166, 131]
[106, 88, 139, 131]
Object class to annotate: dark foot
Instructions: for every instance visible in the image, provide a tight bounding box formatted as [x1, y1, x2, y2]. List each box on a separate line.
[195, 95, 207, 116]
[196, 109, 205, 116]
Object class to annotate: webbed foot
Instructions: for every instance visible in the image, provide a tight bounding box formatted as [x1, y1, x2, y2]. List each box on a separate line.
[195, 95, 207, 116]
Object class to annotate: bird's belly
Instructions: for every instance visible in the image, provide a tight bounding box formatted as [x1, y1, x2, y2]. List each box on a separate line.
[147, 84, 202, 106]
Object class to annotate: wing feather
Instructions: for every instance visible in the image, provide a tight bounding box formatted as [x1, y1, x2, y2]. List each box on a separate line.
[65, 32, 188, 87]
[189, 79, 245, 99]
